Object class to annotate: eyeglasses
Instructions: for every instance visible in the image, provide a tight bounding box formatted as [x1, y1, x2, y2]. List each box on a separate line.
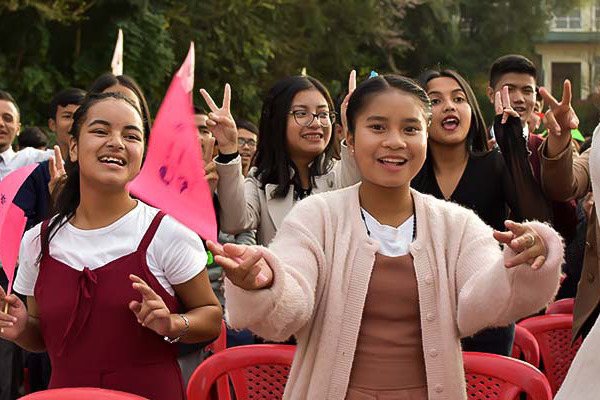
[289, 110, 335, 127]
[238, 138, 257, 147]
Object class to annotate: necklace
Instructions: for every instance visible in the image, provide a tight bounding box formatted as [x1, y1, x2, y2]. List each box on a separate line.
[360, 208, 417, 241]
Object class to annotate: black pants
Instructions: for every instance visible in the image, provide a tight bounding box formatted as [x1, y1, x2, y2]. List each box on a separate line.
[461, 323, 516, 356]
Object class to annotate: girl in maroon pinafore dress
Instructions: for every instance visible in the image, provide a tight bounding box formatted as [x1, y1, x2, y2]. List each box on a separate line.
[0, 93, 222, 400]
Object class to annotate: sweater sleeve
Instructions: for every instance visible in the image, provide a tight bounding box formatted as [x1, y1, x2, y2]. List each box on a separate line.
[215, 157, 262, 234]
[331, 140, 361, 189]
[223, 198, 326, 341]
[455, 214, 563, 337]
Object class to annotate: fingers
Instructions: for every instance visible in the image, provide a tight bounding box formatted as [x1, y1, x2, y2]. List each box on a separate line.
[493, 230, 514, 245]
[206, 240, 225, 257]
[48, 156, 57, 179]
[53, 146, 64, 171]
[544, 110, 562, 137]
[539, 87, 560, 110]
[502, 86, 511, 111]
[531, 255, 547, 271]
[203, 137, 216, 164]
[504, 220, 527, 236]
[506, 245, 544, 268]
[223, 83, 231, 112]
[494, 91, 503, 116]
[130, 274, 159, 300]
[140, 307, 170, 328]
[349, 69, 356, 93]
[562, 79, 572, 106]
[200, 89, 219, 113]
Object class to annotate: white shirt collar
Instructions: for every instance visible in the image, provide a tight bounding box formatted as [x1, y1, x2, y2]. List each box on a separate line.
[0, 146, 15, 163]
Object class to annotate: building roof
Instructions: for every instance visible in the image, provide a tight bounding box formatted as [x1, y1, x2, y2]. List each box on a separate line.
[536, 31, 600, 43]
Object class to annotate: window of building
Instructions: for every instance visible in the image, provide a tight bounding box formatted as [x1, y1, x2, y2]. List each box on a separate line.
[554, 7, 582, 30]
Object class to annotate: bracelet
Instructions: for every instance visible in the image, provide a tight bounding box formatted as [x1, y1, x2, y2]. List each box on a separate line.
[164, 314, 189, 344]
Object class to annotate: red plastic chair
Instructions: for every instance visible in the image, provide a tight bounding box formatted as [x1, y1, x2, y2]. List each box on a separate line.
[518, 314, 582, 395]
[20, 388, 149, 399]
[545, 298, 575, 315]
[187, 344, 295, 400]
[463, 352, 553, 400]
[511, 324, 541, 368]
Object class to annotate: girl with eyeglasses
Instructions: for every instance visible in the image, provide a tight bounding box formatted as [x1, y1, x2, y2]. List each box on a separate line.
[206, 74, 563, 400]
[200, 75, 360, 246]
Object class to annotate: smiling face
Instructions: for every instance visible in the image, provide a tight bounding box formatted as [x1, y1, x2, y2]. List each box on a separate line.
[427, 77, 472, 147]
[69, 98, 144, 191]
[285, 89, 332, 162]
[0, 100, 20, 152]
[238, 128, 257, 173]
[348, 89, 428, 189]
[489, 72, 536, 126]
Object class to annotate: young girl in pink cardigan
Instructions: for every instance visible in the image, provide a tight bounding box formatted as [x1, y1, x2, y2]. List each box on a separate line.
[208, 74, 564, 400]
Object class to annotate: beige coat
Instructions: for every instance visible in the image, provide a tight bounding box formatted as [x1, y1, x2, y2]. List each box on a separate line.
[224, 185, 563, 400]
[539, 140, 599, 339]
[215, 144, 360, 245]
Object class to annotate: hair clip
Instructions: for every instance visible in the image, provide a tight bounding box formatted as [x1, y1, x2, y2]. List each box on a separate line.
[369, 70, 379, 79]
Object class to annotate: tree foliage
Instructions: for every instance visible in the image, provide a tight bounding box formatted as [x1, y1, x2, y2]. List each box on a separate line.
[0, 0, 577, 128]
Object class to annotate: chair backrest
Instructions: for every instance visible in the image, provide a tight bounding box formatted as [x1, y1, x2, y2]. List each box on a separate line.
[545, 298, 575, 315]
[463, 352, 553, 400]
[20, 388, 149, 399]
[187, 344, 296, 400]
[518, 314, 582, 395]
[511, 324, 540, 368]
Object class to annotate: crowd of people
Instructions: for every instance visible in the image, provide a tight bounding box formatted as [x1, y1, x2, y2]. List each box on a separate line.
[0, 53, 597, 399]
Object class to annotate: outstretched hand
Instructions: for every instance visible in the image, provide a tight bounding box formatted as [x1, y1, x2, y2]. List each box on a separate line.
[0, 286, 27, 340]
[206, 241, 273, 290]
[493, 220, 548, 270]
[494, 86, 520, 125]
[539, 80, 579, 138]
[342, 70, 357, 140]
[199, 84, 238, 155]
[129, 274, 173, 337]
[48, 145, 66, 195]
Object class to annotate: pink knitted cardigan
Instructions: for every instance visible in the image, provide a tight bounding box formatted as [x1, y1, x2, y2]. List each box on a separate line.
[224, 184, 564, 400]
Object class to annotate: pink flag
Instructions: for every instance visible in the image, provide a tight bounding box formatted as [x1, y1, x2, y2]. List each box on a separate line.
[1, 205, 26, 296]
[111, 29, 124, 76]
[126, 73, 217, 242]
[0, 164, 37, 295]
[176, 41, 195, 94]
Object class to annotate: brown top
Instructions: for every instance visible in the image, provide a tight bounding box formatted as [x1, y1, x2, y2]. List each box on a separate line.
[348, 253, 427, 391]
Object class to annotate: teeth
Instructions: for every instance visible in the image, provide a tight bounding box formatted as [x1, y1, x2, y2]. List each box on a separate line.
[100, 156, 125, 166]
[303, 134, 322, 139]
[380, 158, 406, 164]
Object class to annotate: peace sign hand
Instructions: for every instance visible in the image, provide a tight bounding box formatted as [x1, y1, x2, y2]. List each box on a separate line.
[206, 241, 273, 291]
[494, 86, 520, 124]
[493, 220, 548, 270]
[539, 80, 579, 137]
[539, 80, 579, 157]
[48, 145, 66, 195]
[128, 274, 173, 337]
[341, 70, 357, 139]
[199, 84, 238, 155]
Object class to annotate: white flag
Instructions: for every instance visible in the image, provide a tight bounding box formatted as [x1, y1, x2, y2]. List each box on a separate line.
[176, 42, 195, 94]
[111, 29, 124, 76]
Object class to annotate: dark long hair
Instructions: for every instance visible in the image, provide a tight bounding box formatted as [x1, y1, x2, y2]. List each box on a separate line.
[253, 75, 336, 199]
[418, 69, 489, 153]
[88, 73, 152, 142]
[346, 74, 432, 137]
[40, 93, 143, 260]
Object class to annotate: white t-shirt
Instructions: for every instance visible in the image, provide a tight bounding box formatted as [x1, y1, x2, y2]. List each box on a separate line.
[361, 209, 414, 257]
[14, 201, 207, 296]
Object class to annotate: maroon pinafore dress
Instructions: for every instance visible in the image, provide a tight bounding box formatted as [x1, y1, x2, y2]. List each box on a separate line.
[34, 212, 186, 400]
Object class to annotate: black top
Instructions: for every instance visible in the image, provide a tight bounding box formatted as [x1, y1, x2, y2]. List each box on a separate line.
[411, 149, 521, 232]
[14, 160, 51, 231]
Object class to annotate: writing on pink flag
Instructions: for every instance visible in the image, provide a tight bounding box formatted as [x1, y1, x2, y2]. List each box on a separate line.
[127, 73, 217, 242]
[1, 205, 26, 296]
[176, 41, 195, 94]
[0, 164, 37, 295]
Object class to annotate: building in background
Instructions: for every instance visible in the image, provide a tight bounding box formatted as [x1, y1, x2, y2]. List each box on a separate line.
[535, 1, 600, 101]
